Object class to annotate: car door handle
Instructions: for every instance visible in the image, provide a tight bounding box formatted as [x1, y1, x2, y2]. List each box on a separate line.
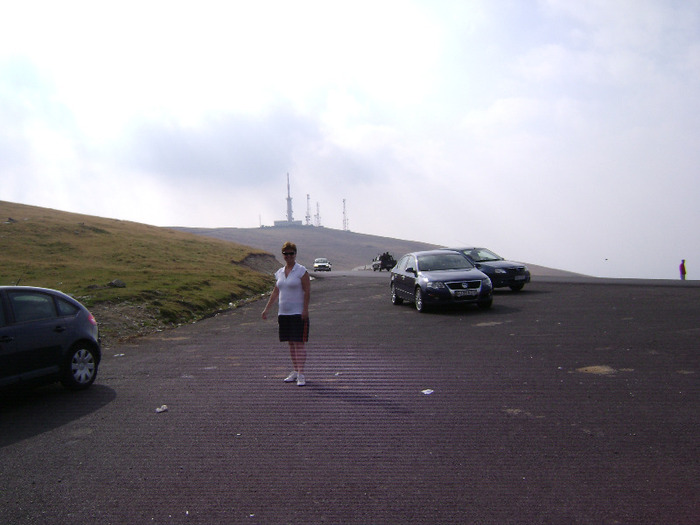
[54, 326, 67, 333]
[0, 335, 13, 343]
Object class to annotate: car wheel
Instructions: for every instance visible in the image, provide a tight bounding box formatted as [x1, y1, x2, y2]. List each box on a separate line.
[391, 283, 403, 305]
[61, 344, 99, 391]
[415, 287, 426, 312]
[509, 284, 524, 292]
[477, 299, 493, 310]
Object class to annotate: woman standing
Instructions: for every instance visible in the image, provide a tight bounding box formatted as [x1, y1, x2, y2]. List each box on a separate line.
[262, 242, 311, 386]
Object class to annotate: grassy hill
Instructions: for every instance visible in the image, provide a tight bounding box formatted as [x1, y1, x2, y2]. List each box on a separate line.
[0, 201, 276, 345]
[1, 201, 579, 345]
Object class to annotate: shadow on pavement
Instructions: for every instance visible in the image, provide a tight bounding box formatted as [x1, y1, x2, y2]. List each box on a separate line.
[308, 384, 413, 415]
[0, 383, 117, 448]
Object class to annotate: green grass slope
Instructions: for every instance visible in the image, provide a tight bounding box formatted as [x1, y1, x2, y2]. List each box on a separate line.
[0, 201, 275, 344]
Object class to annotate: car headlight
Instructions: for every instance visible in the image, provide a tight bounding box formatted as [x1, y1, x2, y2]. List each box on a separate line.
[482, 279, 493, 290]
[494, 269, 507, 274]
[425, 281, 447, 290]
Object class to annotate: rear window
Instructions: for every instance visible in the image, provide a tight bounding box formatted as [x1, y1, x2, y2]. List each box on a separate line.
[394, 255, 408, 272]
[9, 292, 57, 323]
[57, 297, 80, 317]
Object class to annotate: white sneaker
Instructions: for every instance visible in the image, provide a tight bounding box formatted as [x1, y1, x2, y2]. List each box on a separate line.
[296, 373, 306, 386]
[284, 371, 298, 382]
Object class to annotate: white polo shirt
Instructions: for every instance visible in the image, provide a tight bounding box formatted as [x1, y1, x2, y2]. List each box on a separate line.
[275, 263, 308, 315]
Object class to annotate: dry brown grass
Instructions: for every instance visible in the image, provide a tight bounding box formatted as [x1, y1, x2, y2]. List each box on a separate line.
[0, 201, 274, 344]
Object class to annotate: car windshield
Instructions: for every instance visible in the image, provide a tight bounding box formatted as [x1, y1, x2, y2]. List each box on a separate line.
[315, 259, 328, 263]
[417, 253, 473, 271]
[467, 249, 502, 262]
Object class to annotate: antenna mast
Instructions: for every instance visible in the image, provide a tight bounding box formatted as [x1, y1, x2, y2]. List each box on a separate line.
[285, 173, 294, 222]
[343, 199, 349, 231]
[314, 202, 321, 227]
[305, 194, 311, 226]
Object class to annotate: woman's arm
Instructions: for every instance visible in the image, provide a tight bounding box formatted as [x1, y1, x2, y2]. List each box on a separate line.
[301, 271, 310, 319]
[261, 286, 280, 320]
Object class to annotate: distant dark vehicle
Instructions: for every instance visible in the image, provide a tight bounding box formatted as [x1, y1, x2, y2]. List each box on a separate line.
[0, 286, 101, 391]
[313, 258, 332, 272]
[390, 250, 493, 312]
[449, 247, 531, 291]
[372, 252, 396, 271]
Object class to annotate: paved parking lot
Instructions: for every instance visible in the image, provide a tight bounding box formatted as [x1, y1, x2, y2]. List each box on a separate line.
[1, 273, 698, 524]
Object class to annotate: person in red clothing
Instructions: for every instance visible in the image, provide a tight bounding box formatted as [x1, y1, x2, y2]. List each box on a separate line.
[680, 259, 686, 280]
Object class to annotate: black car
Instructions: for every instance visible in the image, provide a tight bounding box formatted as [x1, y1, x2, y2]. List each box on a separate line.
[372, 252, 396, 272]
[449, 247, 531, 291]
[0, 286, 102, 391]
[390, 250, 493, 312]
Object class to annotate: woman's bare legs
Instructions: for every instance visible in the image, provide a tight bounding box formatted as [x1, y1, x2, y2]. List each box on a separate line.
[289, 342, 306, 373]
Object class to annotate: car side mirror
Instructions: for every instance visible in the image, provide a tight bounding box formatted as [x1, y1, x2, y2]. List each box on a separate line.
[405, 267, 416, 275]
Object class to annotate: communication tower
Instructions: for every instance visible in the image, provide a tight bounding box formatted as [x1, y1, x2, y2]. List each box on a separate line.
[305, 194, 311, 226]
[274, 174, 303, 227]
[285, 173, 293, 222]
[343, 199, 349, 231]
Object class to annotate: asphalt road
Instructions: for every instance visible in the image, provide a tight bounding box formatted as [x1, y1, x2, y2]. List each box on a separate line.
[1, 272, 698, 524]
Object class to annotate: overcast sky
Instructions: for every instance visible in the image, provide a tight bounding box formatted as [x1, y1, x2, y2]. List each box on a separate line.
[2, 0, 698, 279]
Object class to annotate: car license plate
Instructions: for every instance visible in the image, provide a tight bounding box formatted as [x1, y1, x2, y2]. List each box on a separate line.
[515, 275, 526, 280]
[455, 289, 478, 297]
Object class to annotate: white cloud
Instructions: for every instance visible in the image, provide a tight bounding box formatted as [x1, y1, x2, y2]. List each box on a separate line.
[1, 0, 699, 279]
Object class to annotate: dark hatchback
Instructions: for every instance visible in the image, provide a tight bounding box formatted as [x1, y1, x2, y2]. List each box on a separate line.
[450, 247, 531, 291]
[390, 250, 493, 312]
[0, 286, 102, 391]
